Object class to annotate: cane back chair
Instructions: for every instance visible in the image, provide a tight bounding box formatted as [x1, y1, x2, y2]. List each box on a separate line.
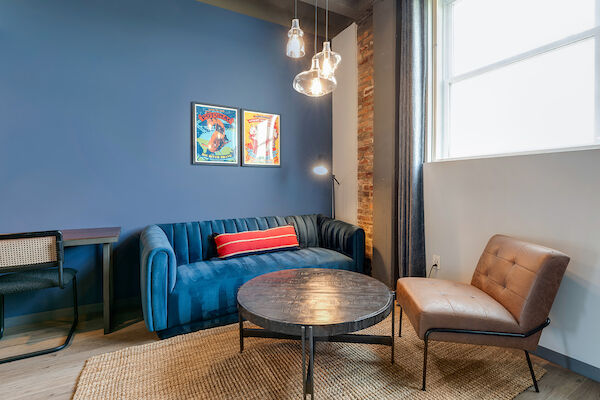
[0, 231, 78, 363]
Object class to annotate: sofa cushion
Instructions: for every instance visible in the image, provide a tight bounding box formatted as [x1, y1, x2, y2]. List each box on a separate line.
[159, 215, 320, 264]
[214, 226, 300, 259]
[166, 248, 353, 328]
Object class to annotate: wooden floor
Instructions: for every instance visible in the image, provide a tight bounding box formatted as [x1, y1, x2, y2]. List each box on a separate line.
[0, 310, 598, 400]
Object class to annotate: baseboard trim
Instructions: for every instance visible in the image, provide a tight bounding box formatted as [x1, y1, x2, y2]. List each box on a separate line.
[4, 297, 140, 329]
[535, 345, 600, 383]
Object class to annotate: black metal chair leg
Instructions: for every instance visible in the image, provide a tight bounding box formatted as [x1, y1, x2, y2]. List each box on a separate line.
[0, 295, 4, 340]
[415, 322, 550, 392]
[0, 276, 79, 364]
[398, 306, 403, 337]
[391, 295, 395, 364]
[422, 333, 429, 391]
[525, 350, 539, 392]
[72, 276, 79, 323]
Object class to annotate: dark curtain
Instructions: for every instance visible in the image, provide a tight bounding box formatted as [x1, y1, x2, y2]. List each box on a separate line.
[396, 0, 428, 279]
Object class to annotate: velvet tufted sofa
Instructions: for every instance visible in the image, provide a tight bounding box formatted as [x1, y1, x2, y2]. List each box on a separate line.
[140, 214, 365, 338]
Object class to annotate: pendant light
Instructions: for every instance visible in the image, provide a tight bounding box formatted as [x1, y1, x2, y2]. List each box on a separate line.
[313, 0, 341, 78]
[293, 0, 337, 97]
[286, 0, 305, 58]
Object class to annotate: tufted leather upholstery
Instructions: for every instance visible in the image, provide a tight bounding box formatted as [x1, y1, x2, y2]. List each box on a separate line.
[396, 235, 569, 351]
[471, 235, 570, 332]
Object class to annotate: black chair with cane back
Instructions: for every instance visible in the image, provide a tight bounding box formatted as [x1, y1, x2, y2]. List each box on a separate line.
[0, 231, 78, 363]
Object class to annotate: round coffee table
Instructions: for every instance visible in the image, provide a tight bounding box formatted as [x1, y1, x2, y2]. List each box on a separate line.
[237, 268, 395, 399]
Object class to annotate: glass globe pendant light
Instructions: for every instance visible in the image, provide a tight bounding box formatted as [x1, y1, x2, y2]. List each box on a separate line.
[293, 0, 337, 97]
[286, 19, 305, 58]
[314, 42, 341, 79]
[293, 57, 337, 97]
[286, 0, 305, 58]
[313, 0, 341, 78]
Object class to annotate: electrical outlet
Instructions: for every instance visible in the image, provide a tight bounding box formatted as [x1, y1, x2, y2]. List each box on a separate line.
[432, 254, 441, 270]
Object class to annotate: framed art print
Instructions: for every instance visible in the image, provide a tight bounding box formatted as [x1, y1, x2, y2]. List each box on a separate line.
[242, 110, 281, 166]
[192, 102, 239, 165]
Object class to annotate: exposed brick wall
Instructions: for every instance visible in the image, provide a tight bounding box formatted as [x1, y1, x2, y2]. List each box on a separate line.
[357, 11, 374, 260]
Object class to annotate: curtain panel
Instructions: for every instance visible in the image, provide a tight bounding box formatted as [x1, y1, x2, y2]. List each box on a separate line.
[396, 0, 428, 279]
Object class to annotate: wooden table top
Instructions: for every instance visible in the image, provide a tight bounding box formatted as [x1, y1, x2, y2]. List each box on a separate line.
[237, 268, 393, 337]
[62, 227, 121, 246]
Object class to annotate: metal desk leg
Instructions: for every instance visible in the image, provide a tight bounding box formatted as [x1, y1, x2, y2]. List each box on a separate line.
[102, 243, 113, 334]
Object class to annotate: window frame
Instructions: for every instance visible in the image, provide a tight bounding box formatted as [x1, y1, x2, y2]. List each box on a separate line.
[430, 0, 600, 162]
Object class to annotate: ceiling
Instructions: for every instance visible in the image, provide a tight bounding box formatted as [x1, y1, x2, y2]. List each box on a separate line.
[197, 0, 374, 38]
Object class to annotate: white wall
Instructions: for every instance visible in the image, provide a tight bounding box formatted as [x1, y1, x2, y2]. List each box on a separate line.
[424, 148, 600, 368]
[332, 23, 358, 225]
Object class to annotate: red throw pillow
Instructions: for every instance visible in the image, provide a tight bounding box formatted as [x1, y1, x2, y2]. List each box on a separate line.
[214, 225, 300, 259]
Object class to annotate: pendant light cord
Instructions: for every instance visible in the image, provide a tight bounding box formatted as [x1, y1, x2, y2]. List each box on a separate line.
[325, 0, 328, 42]
[294, 0, 297, 19]
[314, 0, 318, 55]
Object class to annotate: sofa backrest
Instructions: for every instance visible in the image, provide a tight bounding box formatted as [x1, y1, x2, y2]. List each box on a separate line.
[471, 234, 570, 331]
[158, 214, 320, 265]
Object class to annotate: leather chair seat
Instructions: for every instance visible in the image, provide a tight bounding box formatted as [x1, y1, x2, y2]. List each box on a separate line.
[396, 235, 570, 390]
[397, 277, 520, 339]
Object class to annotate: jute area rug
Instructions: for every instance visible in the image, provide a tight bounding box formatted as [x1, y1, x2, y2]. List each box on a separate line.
[74, 310, 545, 400]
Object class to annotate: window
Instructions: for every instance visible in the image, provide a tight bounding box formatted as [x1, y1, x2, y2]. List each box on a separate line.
[434, 0, 600, 160]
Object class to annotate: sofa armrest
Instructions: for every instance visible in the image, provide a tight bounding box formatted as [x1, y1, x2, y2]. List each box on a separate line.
[140, 225, 177, 332]
[317, 215, 365, 273]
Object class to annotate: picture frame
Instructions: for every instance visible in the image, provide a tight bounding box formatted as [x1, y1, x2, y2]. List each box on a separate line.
[242, 110, 281, 167]
[191, 102, 239, 165]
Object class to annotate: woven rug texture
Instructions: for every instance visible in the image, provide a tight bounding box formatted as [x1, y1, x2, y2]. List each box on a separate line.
[74, 309, 545, 399]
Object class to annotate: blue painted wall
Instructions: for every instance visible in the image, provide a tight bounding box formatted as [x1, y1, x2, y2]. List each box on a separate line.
[0, 0, 332, 317]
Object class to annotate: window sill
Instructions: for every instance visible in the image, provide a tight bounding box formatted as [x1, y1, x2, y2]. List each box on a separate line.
[429, 143, 600, 164]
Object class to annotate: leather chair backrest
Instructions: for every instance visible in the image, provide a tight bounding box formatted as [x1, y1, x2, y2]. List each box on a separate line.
[471, 234, 570, 331]
[158, 214, 320, 264]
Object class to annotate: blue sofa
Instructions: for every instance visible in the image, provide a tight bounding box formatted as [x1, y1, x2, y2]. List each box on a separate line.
[140, 214, 365, 338]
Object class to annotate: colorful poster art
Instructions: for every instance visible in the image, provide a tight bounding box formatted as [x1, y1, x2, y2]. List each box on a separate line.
[192, 103, 239, 165]
[242, 110, 281, 166]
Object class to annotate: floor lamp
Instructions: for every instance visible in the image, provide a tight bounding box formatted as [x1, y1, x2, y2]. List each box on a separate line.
[312, 165, 340, 219]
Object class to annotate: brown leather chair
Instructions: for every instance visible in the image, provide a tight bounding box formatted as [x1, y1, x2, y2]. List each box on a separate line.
[396, 234, 570, 392]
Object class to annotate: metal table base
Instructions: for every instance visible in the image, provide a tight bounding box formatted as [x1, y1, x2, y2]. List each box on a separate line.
[238, 302, 395, 399]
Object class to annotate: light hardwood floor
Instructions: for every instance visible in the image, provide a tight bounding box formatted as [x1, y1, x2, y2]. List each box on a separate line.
[0, 309, 598, 400]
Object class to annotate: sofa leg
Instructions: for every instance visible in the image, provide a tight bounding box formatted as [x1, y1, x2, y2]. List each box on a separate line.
[525, 350, 539, 392]
[422, 333, 430, 391]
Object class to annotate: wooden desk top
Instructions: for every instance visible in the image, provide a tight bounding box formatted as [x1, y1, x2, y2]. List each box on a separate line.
[62, 227, 121, 247]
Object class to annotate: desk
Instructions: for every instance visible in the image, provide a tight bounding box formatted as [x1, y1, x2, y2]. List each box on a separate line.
[62, 227, 121, 334]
